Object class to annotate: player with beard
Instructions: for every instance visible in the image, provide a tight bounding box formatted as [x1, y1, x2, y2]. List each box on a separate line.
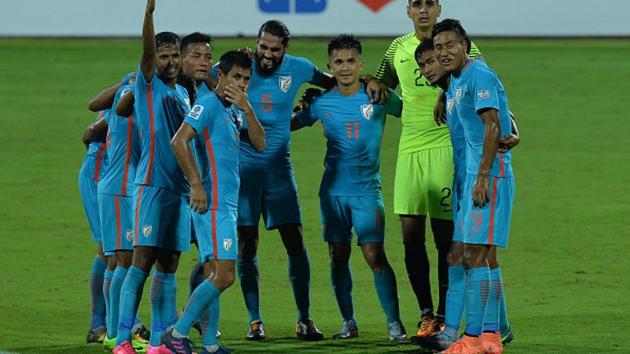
[232, 20, 388, 341]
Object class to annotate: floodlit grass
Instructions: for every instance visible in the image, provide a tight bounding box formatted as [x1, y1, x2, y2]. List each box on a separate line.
[0, 37, 629, 353]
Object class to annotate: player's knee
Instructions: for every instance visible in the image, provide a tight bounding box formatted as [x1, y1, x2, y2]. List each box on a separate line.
[400, 215, 426, 243]
[328, 245, 350, 267]
[446, 243, 464, 266]
[362, 247, 388, 272]
[238, 231, 259, 260]
[279, 223, 305, 254]
[462, 248, 487, 269]
[156, 252, 180, 273]
[213, 270, 236, 290]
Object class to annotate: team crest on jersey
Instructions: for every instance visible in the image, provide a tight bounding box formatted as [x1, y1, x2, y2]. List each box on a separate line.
[279, 75, 292, 93]
[223, 238, 233, 251]
[360, 104, 374, 120]
[143, 225, 152, 237]
[477, 89, 491, 100]
[447, 98, 454, 114]
[189, 104, 204, 120]
[126, 230, 133, 242]
[455, 88, 462, 104]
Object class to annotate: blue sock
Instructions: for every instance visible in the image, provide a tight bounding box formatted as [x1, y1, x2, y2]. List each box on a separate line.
[116, 267, 148, 346]
[330, 263, 354, 322]
[109, 267, 128, 338]
[102, 269, 114, 336]
[464, 267, 490, 337]
[149, 270, 167, 346]
[483, 267, 502, 333]
[189, 261, 205, 296]
[497, 268, 510, 332]
[201, 297, 220, 346]
[237, 257, 261, 322]
[288, 250, 311, 322]
[174, 280, 221, 337]
[90, 256, 107, 328]
[444, 265, 466, 331]
[373, 265, 401, 323]
[162, 272, 179, 327]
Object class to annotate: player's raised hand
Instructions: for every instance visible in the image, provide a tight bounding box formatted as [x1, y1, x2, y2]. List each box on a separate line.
[225, 84, 253, 113]
[146, 0, 155, 13]
[189, 181, 208, 214]
[472, 173, 490, 208]
[498, 134, 520, 152]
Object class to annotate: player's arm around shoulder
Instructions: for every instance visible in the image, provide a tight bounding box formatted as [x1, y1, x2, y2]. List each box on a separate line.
[82, 116, 108, 148]
[374, 37, 401, 89]
[225, 84, 265, 152]
[383, 88, 403, 118]
[291, 89, 322, 131]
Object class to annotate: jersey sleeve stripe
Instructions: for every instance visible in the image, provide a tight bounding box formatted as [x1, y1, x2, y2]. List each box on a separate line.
[203, 128, 219, 260]
[144, 85, 155, 185]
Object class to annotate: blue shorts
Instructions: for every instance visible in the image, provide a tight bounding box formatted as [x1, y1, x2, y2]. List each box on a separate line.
[320, 195, 385, 245]
[460, 175, 515, 248]
[238, 162, 302, 230]
[192, 209, 238, 262]
[99, 194, 134, 253]
[133, 185, 191, 252]
[452, 171, 466, 243]
[78, 157, 102, 243]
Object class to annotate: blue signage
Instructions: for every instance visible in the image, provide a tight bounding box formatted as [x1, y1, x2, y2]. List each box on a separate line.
[259, 0, 327, 14]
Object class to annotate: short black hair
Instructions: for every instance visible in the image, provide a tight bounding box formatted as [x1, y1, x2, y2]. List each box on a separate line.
[328, 34, 362, 56]
[258, 20, 291, 46]
[181, 32, 213, 54]
[414, 38, 434, 62]
[155, 31, 180, 50]
[177, 73, 197, 103]
[431, 18, 468, 42]
[432, 19, 474, 54]
[218, 50, 252, 76]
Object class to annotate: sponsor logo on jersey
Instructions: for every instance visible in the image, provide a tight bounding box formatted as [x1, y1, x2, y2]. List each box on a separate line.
[477, 89, 491, 100]
[143, 225, 152, 237]
[360, 104, 374, 120]
[126, 230, 133, 242]
[189, 104, 204, 120]
[223, 238, 233, 251]
[279, 75, 292, 93]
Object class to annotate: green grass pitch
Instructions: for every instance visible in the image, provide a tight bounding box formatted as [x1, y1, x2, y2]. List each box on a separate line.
[0, 37, 629, 353]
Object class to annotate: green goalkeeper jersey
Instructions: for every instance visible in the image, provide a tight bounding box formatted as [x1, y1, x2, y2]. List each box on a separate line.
[375, 32, 481, 154]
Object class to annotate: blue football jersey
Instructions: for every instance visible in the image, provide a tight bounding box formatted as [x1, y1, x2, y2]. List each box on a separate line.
[197, 81, 212, 101]
[295, 86, 402, 196]
[449, 60, 513, 177]
[133, 67, 192, 194]
[184, 92, 242, 211]
[445, 89, 466, 178]
[84, 110, 109, 182]
[99, 84, 140, 196]
[242, 55, 327, 165]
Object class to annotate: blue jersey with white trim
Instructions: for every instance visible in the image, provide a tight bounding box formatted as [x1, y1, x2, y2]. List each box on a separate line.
[99, 84, 140, 196]
[184, 92, 242, 211]
[449, 60, 513, 177]
[241, 54, 327, 165]
[295, 86, 402, 196]
[133, 67, 191, 194]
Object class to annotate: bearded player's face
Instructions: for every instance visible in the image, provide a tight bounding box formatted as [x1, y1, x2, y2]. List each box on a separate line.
[255, 32, 286, 76]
